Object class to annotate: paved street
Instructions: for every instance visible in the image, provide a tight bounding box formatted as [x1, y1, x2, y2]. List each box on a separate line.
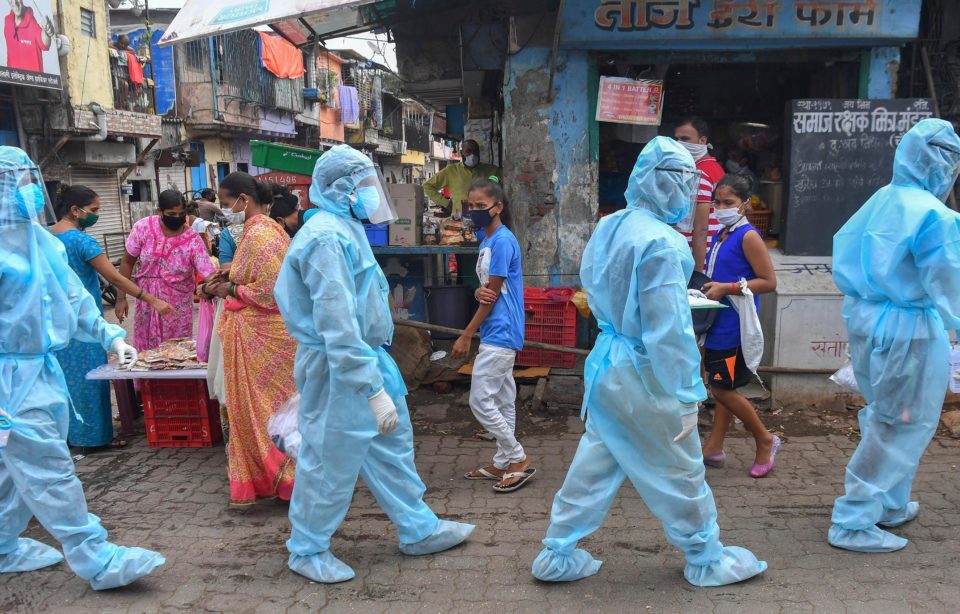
[2, 406, 959, 613]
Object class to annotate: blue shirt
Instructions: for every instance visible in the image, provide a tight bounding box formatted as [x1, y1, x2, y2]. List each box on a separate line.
[52, 229, 104, 314]
[704, 221, 760, 350]
[476, 226, 524, 351]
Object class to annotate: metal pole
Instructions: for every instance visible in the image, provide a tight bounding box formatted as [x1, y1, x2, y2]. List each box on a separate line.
[547, 0, 566, 103]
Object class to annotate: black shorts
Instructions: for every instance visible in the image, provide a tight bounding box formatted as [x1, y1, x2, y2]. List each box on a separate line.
[706, 347, 752, 390]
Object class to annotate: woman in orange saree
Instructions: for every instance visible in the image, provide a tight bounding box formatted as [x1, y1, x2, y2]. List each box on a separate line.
[203, 173, 297, 505]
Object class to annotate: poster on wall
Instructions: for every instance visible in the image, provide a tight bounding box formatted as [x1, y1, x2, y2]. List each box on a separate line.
[1, 0, 62, 89]
[596, 77, 663, 126]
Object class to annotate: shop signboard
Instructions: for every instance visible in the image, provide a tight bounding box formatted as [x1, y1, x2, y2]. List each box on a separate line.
[596, 77, 663, 126]
[1, 0, 62, 89]
[560, 0, 922, 49]
[781, 98, 933, 256]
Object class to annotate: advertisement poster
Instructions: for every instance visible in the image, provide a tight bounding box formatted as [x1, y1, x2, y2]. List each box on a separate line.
[596, 77, 663, 126]
[1, 0, 62, 89]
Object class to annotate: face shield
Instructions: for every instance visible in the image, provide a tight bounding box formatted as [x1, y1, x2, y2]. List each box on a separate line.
[0, 162, 56, 228]
[655, 165, 700, 224]
[350, 165, 398, 224]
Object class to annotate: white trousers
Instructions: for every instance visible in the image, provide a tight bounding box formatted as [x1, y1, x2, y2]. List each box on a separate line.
[469, 344, 525, 469]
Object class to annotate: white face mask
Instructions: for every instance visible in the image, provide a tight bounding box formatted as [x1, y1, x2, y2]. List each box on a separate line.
[715, 207, 744, 227]
[680, 141, 709, 161]
[224, 210, 245, 225]
[464, 154, 479, 168]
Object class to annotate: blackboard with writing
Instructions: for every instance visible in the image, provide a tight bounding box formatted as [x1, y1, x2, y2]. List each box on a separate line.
[782, 98, 934, 256]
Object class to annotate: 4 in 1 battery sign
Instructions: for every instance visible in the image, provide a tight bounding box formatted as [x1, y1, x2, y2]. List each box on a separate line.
[596, 77, 663, 126]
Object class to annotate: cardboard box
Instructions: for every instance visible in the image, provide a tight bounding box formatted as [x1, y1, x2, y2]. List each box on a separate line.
[387, 184, 425, 246]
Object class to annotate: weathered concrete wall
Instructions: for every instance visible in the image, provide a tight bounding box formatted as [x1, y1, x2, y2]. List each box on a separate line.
[503, 48, 597, 286]
[60, 1, 113, 109]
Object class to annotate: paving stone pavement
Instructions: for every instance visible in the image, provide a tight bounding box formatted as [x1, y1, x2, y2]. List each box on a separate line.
[2, 426, 960, 614]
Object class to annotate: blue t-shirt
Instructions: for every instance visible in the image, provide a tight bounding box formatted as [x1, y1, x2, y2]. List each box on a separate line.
[476, 226, 525, 351]
[704, 222, 760, 350]
[53, 229, 104, 313]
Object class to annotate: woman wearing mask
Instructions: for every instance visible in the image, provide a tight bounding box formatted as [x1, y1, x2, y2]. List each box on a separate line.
[48, 185, 173, 450]
[269, 184, 304, 238]
[117, 189, 216, 351]
[201, 172, 297, 505]
[699, 174, 779, 477]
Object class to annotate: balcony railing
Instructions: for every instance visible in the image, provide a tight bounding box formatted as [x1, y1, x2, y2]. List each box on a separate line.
[177, 30, 305, 115]
[109, 48, 156, 114]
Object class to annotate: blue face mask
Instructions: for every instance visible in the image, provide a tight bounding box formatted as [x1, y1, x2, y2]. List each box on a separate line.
[351, 185, 382, 221]
[467, 206, 497, 229]
[15, 183, 46, 220]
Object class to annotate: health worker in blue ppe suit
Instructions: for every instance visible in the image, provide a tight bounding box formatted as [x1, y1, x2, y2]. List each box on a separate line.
[829, 118, 960, 553]
[0, 147, 164, 588]
[531, 137, 767, 587]
[275, 144, 474, 583]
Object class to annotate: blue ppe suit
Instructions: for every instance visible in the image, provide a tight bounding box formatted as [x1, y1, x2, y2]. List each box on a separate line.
[276, 145, 473, 583]
[532, 138, 766, 586]
[0, 147, 164, 588]
[829, 119, 960, 552]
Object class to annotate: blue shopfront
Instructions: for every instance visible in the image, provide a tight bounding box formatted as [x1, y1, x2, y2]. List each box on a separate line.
[503, 0, 924, 283]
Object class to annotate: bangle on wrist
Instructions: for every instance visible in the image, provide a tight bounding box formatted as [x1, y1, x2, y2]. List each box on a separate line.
[229, 283, 237, 297]
[729, 282, 739, 295]
[136, 289, 144, 300]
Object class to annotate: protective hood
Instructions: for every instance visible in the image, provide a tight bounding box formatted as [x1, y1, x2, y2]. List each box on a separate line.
[891, 118, 960, 199]
[308, 144, 378, 219]
[0, 146, 55, 228]
[624, 136, 699, 224]
[0, 147, 124, 357]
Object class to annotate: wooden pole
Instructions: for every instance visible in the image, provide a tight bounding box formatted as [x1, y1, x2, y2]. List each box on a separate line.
[393, 317, 591, 357]
[920, 46, 958, 211]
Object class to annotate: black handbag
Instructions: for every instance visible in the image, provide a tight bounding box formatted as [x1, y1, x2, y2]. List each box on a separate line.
[688, 271, 718, 335]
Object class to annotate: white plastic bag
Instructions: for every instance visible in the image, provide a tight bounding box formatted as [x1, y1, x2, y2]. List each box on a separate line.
[268, 393, 302, 460]
[830, 358, 860, 392]
[727, 279, 764, 384]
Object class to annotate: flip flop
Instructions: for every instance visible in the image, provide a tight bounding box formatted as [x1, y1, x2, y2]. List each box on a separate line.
[492, 468, 537, 493]
[464, 467, 503, 481]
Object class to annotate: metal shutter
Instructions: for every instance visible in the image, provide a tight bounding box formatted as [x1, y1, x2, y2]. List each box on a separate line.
[69, 167, 124, 257]
[157, 164, 188, 193]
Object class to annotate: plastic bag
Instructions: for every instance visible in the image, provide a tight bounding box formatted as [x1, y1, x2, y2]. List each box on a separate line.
[727, 279, 763, 383]
[268, 393, 301, 460]
[196, 299, 215, 362]
[571, 288, 591, 319]
[830, 357, 860, 392]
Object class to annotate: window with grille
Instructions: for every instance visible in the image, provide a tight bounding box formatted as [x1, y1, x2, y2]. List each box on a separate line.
[80, 8, 96, 38]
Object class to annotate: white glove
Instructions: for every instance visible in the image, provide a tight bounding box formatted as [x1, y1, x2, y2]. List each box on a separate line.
[673, 403, 699, 442]
[368, 389, 399, 435]
[110, 338, 138, 370]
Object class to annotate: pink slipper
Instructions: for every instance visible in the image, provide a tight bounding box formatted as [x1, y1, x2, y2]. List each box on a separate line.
[750, 436, 781, 478]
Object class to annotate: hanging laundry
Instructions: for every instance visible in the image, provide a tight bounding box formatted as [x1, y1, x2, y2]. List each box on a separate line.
[258, 32, 305, 79]
[126, 50, 144, 85]
[338, 85, 360, 125]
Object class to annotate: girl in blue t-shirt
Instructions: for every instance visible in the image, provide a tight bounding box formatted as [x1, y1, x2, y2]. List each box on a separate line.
[699, 174, 779, 478]
[451, 178, 535, 493]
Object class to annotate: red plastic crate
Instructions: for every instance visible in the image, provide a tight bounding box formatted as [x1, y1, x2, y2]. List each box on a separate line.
[142, 379, 222, 448]
[517, 288, 578, 369]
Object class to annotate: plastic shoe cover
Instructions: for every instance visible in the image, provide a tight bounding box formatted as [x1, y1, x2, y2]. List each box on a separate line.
[878, 502, 920, 528]
[531, 547, 603, 582]
[0, 538, 64, 573]
[288, 550, 355, 583]
[684, 546, 767, 587]
[399, 520, 475, 556]
[827, 525, 908, 553]
[89, 546, 165, 590]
